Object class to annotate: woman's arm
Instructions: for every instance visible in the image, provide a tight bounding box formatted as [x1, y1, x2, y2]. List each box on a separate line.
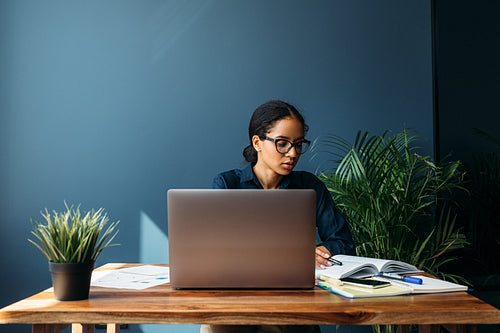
[314, 177, 356, 260]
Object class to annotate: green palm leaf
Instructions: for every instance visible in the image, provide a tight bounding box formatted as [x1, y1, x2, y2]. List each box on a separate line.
[317, 129, 467, 281]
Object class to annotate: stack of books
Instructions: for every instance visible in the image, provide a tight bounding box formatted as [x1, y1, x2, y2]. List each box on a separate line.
[316, 255, 468, 298]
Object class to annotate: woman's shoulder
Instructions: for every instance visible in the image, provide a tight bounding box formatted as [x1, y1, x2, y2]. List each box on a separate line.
[212, 168, 246, 189]
[215, 168, 243, 180]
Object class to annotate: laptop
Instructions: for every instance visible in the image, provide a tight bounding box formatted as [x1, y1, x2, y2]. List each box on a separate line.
[167, 189, 316, 289]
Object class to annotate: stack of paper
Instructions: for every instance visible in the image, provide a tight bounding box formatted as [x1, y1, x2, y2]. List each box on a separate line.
[91, 265, 170, 290]
[317, 274, 468, 299]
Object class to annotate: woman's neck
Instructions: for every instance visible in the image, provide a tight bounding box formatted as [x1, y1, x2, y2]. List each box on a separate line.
[252, 163, 283, 189]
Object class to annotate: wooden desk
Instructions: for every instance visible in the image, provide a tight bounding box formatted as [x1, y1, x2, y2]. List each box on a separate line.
[1, 264, 499, 333]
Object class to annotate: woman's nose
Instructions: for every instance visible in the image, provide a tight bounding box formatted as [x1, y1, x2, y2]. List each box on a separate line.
[285, 146, 298, 157]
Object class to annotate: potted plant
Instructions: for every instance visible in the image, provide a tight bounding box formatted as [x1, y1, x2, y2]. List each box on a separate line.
[29, 203, 119, 301]
[315, 129, 468, 333]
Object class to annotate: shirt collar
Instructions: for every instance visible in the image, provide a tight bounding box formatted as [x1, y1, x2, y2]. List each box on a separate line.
[240, 163, 256, 184]
[240, 163, 293, 189]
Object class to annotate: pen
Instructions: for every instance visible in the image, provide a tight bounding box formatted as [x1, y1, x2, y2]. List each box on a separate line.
[378, 272, 423, 284]
[327, 257, 342, 266]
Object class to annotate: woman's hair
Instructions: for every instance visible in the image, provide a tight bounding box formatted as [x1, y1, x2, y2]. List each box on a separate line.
[243, 100, 309, 163]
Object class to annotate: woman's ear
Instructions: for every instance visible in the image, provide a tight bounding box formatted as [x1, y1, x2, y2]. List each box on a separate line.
[252, 135, 262, 152]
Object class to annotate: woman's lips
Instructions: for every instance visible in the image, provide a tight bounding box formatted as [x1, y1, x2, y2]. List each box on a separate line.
[282, 162, 295, 170]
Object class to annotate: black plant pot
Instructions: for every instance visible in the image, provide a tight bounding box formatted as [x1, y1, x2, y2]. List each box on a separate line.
[49, 261, 95, 301]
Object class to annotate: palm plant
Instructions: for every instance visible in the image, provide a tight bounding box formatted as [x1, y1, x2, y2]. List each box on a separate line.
[29, 203, 119, 263]
[316, 129, 467, 281]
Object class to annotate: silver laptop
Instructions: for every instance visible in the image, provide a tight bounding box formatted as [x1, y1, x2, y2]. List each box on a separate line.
[167, 189, 316, 289]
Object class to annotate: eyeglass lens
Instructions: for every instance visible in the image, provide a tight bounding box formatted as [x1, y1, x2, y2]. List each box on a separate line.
[275, 139, 309, 154]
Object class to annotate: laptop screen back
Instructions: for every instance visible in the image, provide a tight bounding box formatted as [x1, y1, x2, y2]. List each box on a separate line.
[167, 189, 316, 289]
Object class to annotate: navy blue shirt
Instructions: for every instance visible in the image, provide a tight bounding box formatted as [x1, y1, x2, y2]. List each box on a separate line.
[211, 163, 356, 255]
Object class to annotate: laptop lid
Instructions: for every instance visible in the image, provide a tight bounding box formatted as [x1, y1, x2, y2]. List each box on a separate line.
[167, 189, 316, 289]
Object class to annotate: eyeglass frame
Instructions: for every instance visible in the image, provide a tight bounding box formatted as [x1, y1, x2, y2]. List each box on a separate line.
[262, 136, 311, 155]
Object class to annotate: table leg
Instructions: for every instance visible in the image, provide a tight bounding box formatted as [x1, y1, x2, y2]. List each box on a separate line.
[106, 324, 120, 333]
[33, 324, 70, 333]
[71, 324, 95, 333]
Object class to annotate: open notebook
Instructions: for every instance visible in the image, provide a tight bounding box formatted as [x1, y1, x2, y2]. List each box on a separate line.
[316, 254, 421, 279]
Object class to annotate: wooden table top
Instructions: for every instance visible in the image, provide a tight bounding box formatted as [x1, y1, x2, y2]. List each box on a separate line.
[1, 263, 500, 326]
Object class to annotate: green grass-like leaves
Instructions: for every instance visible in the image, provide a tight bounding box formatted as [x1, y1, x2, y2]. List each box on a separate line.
[29, 203, 119, 263]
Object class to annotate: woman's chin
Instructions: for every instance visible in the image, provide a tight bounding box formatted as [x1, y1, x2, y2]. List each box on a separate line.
[279, 164, 295, 174]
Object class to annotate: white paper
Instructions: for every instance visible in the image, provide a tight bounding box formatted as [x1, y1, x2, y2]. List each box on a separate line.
[91, 265, 170, 290]
[373, 275, 468, 293]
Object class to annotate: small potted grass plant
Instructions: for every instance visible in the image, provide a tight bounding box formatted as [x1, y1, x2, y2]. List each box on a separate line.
[29, 203, 119, 301]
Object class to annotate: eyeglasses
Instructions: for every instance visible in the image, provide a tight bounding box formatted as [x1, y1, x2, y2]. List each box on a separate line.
[263, 137, 311, 155]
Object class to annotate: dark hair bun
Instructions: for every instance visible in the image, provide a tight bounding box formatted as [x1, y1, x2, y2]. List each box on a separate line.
[243, 145, 258, 164]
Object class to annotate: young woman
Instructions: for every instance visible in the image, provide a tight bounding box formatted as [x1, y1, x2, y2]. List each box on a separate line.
[213, 100, 355, 264]
[201, 100, 355, 333]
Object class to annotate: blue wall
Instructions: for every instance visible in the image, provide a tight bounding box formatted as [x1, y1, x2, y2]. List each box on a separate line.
[0, 1, 432, 332]
[435, 0, 500, 163]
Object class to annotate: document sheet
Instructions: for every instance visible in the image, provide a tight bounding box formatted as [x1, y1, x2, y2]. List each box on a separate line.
[91, 265, 170, 290]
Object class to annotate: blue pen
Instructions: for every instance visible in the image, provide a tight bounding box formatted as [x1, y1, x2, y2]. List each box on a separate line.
[378, 272, 423, 285]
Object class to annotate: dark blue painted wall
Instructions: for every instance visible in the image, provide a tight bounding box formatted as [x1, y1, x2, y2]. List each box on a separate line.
[436, 0, 500, 162]
[0, 1, 432, 332]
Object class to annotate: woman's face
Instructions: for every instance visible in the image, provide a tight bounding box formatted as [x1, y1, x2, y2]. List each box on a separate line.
[253, 116, 305, 176]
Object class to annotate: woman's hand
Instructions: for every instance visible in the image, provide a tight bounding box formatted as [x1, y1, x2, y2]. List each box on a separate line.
[315, 245, 333, 269]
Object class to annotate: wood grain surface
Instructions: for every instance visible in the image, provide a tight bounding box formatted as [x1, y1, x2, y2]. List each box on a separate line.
[1, 264, 499, 327]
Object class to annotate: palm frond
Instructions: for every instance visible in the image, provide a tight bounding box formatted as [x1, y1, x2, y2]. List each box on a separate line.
[317, 129, 467, 280]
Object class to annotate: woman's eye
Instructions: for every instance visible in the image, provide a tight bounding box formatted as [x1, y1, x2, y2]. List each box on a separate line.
[277, 141, 289, 149]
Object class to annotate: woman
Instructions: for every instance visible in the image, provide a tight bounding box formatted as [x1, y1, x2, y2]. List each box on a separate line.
[203, 100, 355, 333]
